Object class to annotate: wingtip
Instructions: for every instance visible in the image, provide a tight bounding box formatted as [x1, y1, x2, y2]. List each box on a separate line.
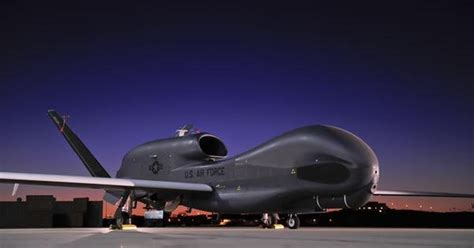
[374, 190, 474, 198]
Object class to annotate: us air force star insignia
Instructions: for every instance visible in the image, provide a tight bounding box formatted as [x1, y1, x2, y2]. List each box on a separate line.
[149, 161, 163, 174]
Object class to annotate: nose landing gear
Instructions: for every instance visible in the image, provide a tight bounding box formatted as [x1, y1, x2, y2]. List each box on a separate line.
[286, 214, 300, 229]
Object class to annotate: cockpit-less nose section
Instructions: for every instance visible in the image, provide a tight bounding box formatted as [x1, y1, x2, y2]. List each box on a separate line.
[0, 110, 472, 229]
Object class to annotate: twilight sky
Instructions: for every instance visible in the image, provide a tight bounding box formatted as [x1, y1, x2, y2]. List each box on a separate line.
[0, 1, 473, 212]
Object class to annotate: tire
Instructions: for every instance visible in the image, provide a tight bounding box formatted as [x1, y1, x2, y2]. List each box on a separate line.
[114, 211, 130, 230]
[261, 214, 273, 228]
[115, 217, 123, 230]
[121, 211, 130, 224]
[287, 214, 300, 229]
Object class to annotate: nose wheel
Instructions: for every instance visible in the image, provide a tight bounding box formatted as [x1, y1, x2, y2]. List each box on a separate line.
[286, 214, 300, 229]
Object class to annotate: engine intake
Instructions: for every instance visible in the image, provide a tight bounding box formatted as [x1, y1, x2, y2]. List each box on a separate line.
[198, 134, 228, 157]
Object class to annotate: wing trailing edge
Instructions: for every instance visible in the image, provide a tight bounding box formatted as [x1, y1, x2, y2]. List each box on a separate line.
[0, 172, 213, 193]
[374, 190, 474, 198]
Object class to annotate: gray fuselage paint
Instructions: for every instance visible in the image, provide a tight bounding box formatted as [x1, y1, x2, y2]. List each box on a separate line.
[116, 125, 379, 214]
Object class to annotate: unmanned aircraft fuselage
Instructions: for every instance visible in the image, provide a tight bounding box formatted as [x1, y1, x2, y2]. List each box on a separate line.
[1, 110, 472, 229]
[118, 125, 379, 214]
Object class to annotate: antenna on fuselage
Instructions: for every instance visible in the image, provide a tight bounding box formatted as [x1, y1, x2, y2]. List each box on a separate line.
[175, 124, 194, 137]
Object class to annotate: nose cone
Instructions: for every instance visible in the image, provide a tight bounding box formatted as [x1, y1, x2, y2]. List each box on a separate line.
[321, 126, 378, 167]
[317, 125, 379, 188]
[234, 124, 379, 189]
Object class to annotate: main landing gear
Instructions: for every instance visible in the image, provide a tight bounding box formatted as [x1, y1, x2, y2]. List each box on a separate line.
[261, 213, 279, 228]
[261, 213, 300, 229]
[112, 191, 133, 230]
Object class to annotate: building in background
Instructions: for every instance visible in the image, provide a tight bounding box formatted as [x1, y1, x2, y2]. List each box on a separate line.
[0, 195, 102, 228]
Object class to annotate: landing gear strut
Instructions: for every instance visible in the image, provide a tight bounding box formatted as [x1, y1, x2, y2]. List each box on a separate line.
[261, 213, 280, 228]
[286, 214, 300, 229]
[113, 191, 131, 230]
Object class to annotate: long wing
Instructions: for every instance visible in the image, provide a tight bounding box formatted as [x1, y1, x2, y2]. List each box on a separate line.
[374, 190, 474, 198]
[0, 172, 213, 192]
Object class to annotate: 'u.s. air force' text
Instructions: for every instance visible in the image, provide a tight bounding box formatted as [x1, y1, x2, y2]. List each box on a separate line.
[184, 167, 225, 179]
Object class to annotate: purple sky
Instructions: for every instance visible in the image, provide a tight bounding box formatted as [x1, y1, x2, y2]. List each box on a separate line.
[1, 1, 473, 211]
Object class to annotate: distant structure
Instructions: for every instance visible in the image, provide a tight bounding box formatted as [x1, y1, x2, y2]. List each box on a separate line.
[0, 195, 102, 228]
[358, 202, 389, 213]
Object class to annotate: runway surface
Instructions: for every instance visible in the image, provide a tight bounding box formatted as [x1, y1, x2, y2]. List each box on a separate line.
[0, 227, 473, 248]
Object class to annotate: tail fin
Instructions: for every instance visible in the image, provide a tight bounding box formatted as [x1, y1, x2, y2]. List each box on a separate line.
[47, 109, 111, 178]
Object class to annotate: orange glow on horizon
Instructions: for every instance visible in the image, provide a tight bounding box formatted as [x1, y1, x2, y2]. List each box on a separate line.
[1, 187, 472, 218]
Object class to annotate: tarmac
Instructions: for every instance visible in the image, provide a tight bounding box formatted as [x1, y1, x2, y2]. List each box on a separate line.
[0, 227, 473, 248]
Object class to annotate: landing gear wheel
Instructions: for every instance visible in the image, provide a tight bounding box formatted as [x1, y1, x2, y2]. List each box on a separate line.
[286, 214, 300, 229]
[115, 216, 123, 230]
[261, 213, 274, 228]
[121, 211, 131, 224]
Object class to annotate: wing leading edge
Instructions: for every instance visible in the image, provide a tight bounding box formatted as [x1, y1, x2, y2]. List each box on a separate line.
[0, 172, 213, 192]
[374, 190, 474, 198]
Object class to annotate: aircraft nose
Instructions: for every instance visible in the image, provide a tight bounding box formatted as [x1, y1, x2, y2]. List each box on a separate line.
[320, 125, 379, 188]
[321, 125, 377, 166]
